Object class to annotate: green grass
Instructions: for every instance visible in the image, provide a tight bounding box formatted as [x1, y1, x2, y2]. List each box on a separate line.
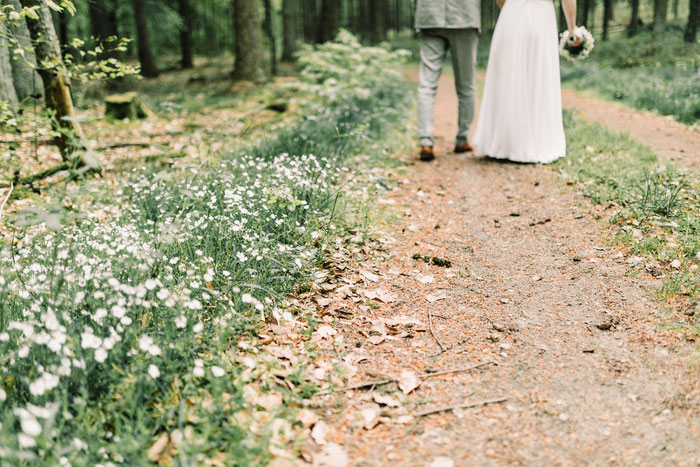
[561, 29, 700, 124]
[0, 33, 411, 465]
[558, 111, 699, 328]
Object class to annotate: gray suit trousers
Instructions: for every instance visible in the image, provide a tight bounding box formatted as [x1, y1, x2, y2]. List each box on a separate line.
[418, 28, 479, 147]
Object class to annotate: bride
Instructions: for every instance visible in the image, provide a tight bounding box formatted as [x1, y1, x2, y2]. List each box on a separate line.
[473, 0, 581, 163]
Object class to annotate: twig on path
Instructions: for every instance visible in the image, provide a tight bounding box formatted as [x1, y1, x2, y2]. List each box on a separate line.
[428, 310, 445, 354]
[420, 361, 495, 379]
[413, 396, 509, 418]
[0, 183, 14, 222]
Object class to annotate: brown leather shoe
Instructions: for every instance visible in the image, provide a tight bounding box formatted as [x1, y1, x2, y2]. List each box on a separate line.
[454, 143, 475, 154]
[420, 146, 435, 162]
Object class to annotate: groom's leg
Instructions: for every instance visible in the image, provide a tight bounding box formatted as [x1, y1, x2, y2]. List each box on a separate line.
[418, 30, 448, 148]
[449, 28, 479, 147]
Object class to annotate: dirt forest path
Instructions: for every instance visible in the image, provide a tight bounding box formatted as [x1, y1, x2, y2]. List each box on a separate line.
[312, 74, 700, 465]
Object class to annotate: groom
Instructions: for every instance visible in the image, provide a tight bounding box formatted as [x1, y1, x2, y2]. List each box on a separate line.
[416, 0, 480, 162]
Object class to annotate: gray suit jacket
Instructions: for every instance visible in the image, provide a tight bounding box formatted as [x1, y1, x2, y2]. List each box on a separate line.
[415, 0, 481, 30]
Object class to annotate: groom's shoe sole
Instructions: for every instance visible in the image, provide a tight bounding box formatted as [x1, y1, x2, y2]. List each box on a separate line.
[454, 143, 475, 154]
[420, 146, 435, 162]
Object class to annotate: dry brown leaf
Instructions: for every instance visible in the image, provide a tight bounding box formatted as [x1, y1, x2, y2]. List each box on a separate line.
[360, 270, 380, 282]
[372, 393, 401, 407]
[426, 292, 447, 303]
[311, 421, 329, 446]
[368, 335, 386, 345]
[147, 432, 169, 461]
[398, 370, 421, 394]
[313, 442, 349, 467]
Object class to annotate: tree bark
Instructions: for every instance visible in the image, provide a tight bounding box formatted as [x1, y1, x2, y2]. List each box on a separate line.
[371, 0, 388, 42]
[0, 20, 19, 106]
[3, 0, 42, 101]
[19, 0, 84, 158]
[178, 0, 194, 68]
[653, 0, 668, 42]
[602, 0, 613, 39]
[233, 0, 266, 82]
[685, 0, 699, 41]
[132, 0, 159, 77]
[319, 0, 341, 42]
[282, 0, 298, 61]
[581, 0, 591, 27]
[628, 0, 641, 36]
[263, 0, 277, 74]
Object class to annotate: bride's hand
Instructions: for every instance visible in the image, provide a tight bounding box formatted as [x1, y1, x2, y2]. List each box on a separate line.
[567, 28, 583, 47]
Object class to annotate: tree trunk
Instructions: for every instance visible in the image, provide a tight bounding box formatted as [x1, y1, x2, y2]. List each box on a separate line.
[263, 0, 277, 74]
[282, 0, 298, 61]
[653, 0, 668, 42]
[178, 0, 194, 68]
[319, 0, 341, 42]
[0, 20, 19, 106]
[581, 0, 591, 27]
[371, 0, 388, 42]
[672, 0, 679, 19]
[233, 0, 266, 82]
[4, 0, 42, 101]
[132, 0, 159, 77]
[602, 0, 613, 39]
[19, 0, 84, 158]
[88, 0, 119, 56]
[686, 0, 699, 42]
[628, 0, 641, 36]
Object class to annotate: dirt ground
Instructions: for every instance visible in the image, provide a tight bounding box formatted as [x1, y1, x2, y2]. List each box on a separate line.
[307, 74, 699, 466]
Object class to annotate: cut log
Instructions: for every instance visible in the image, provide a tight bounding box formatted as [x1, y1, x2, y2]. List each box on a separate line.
[104, 92, 148, 120]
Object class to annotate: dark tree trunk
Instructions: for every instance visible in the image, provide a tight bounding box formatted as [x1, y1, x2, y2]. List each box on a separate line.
[88, 0, 119, 57]
[686, 0, 699, 42]
[628, 0, 641, 36]
[4, 0, 42, 101]
[581, 0, 591, 27]
[672, 0, 679, 19]
[602, 0, 614, 39]
[233, 0, 266, 82]
[263, 0, 277, 74]
[319, 0, 341, 42]
[282, 0, 298, 61]
[19, 0, 84, 158]
[558, 0, 566, 33]
[371, 0, 388, 42]
[132, 0, 159, 77]
[653, 0, 668, 42]
[178, 0, 194, 68]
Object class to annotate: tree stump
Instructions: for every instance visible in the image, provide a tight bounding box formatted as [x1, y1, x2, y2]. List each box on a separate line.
[105, 92, 148, 120]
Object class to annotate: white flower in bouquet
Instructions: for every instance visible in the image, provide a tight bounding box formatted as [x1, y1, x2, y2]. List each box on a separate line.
[559, 26, 595, 61]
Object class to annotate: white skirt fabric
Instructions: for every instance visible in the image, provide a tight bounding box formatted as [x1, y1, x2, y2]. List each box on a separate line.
[473, 0, 566, 163]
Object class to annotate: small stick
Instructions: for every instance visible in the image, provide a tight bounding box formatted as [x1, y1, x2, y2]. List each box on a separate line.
[0, 183, 14, 222]
[420, 360, 495, 379]
[318, 378, 395, 395]
[413, 396, 509, 417]
[428, 310, 445, 353]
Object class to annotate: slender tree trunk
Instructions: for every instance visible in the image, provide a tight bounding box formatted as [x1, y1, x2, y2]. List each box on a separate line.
[19, 0, 84, 158]
[132, 0, 159, 77]
[581, 0, 591, 27]
[4, 0, 43, 101]
[672, 0, 679, 19]
[263, 0, 277, 74]
[603, 0, 613, 39]
[370, 0, 388, 42]
[178, 0, 194, 68]
[628, 0, 641, 36]
[319, 0, 341, 42]
[0, 20, 19, 106]
[686, 0, 699, 41]
[88, 0, 119, 57]
[653, 0, 668, 42]
[282, 0, 298, 61]
[233, 0, 266, 82]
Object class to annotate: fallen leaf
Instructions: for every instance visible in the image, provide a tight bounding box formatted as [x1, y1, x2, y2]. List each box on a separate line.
[296, 408, 318, 427]
[314, 325, 337, 340]
[430, 458, 455, 467]
[398, 370, 420, 394]
[311, 421, 329, 445]
[316, 297, 332, 307]
[416, 274, 434, 284]
[360, 270, 380, 282]
[426, 292, 447, 303]
[313, 442, 349, 467]
[372, 393, 401, 407]
[147, 432, 169, 461]
[368, 335, 386, 345]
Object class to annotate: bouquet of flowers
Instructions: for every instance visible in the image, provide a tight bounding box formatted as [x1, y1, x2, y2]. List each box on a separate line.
[559, 26, 595, 61]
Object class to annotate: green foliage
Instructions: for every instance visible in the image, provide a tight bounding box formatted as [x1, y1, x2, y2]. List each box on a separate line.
[558, 111, 699, 321]
[0, 33, 411, 464]
[561, 30, 700, 124]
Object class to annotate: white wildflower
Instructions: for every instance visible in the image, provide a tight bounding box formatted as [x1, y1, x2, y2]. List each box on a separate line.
[211, 366, 225, 377]
[148, 364, 160, 379]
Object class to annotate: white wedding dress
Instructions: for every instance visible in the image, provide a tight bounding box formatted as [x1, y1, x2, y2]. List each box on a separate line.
[472, 0, 566, 163]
